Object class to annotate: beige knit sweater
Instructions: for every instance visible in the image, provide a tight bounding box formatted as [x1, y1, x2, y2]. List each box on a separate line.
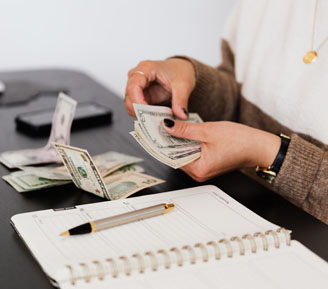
[181, 0, 328, 224]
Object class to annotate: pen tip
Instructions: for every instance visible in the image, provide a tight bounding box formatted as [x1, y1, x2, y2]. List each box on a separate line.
[60, 231, 70, 237]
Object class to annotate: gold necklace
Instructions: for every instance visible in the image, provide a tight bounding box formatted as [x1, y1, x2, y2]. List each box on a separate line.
[303, 0, 328, 64]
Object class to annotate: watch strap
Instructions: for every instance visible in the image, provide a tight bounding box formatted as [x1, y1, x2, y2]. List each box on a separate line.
[256, 134, 290, 184]
[270, 134, 291, 174]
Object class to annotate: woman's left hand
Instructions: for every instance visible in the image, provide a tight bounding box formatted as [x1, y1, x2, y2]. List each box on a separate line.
[162, 119, 281, 182]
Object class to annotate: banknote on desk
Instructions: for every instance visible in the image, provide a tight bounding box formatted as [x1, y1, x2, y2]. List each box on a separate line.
[3, 163, 144, 193]
[131, 103, 203, 169]
[3, 149, 145, 192]
[2, 171, 71, 193]
[17, 151, 144, 181]
[0, 93, 76, 168]
[53, 143, 164, 200]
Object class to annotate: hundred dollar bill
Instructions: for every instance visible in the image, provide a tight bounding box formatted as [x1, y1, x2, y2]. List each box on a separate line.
[2, 171, 70, 193]
[0, 93, 76, 168]
[103, 172, 165, 200]
[53, 143, 109, 199]
[131, 104, 202, 169]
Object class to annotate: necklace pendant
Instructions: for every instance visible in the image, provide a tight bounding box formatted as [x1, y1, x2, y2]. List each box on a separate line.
[303, 51, 317, 64]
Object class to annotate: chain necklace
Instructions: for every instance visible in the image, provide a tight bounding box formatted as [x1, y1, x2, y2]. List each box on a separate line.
[303, 0, 328, 64]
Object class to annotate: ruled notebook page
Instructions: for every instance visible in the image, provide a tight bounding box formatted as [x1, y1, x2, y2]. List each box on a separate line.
[11, 185, 279, 283]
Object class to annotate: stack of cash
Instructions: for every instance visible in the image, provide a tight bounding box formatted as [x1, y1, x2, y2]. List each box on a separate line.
[3, 147, 164, 200]
[130, 104, 203, 169]
[1, 93, 164, 200]
[53, 143, 164, 200]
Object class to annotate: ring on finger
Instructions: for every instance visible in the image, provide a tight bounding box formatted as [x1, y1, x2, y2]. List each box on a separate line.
[132, 71, 146, 77]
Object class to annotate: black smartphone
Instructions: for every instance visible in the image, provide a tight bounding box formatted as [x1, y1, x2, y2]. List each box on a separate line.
[15, 102, 112, 136]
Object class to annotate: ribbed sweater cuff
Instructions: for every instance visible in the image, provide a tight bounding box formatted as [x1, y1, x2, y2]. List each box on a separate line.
[273, 134, 324, 206]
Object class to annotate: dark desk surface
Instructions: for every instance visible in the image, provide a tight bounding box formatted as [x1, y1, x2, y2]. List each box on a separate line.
[0, 70, 327, 289]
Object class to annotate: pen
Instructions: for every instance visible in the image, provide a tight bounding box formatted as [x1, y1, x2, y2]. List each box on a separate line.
[60, 203, 175, 236]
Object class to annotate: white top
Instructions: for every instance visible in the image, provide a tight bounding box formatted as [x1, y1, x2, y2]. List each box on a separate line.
[222, 0, 328, 144]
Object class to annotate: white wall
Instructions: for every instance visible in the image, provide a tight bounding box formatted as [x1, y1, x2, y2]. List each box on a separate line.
[0, 0, 236, 97]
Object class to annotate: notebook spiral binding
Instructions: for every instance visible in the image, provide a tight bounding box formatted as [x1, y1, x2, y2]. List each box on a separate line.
[65, 227, 291, 285]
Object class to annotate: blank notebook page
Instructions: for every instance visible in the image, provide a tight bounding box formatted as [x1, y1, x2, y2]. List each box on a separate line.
[11, 185, 279, 281]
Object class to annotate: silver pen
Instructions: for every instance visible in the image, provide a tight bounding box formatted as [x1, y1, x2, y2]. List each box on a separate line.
[60, 203, 175, 236]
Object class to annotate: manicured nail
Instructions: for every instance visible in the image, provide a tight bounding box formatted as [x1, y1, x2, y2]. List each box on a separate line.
[182, 108, 189, 118]
[164, 118, 175, 128]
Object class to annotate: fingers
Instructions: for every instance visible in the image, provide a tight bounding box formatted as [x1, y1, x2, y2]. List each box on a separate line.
[162, 119, 206, 141]
[125, 61, 156, 116]
[125, 74, 148, 116]
[171, 84, 190, 120]
[125, 59, 193, 119]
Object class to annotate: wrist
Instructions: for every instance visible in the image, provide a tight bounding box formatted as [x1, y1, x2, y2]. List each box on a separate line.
[258, 133, 282, 168]
[248, 129, 281, 168]
[255, 133, 291, 183]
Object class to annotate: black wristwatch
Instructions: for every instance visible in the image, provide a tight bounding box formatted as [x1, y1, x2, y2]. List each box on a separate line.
[256, 134, 291, 184]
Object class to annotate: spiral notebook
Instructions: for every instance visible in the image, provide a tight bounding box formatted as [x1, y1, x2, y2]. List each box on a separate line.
[11, 185, 328, 289]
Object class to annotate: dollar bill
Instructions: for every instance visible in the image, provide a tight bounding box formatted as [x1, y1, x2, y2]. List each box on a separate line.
[3, 174, 26, 192]
[53, 143, 163, 200]
[53, 143, 109, 199]
[92, 151, 143, 177]
[18, 151, 144, 181]
[103, 172, 165, 200]
[110, 164, 144, 175]
[134, 103, 202, 149]
[130, 131, 200, 169]
[5, 163, 145, 193]
[131, 104, 202, 169]
[19, 166, 71, 180]
[2, 171, 70, 193]
[0, 93, 77, 168]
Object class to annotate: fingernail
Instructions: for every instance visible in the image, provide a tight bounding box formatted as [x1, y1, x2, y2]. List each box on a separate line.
[182, 108, 189, 118]
[164, 118, 175, 128]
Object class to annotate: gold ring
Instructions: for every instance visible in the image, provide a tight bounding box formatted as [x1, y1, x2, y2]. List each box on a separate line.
[132, 71, 146, 77]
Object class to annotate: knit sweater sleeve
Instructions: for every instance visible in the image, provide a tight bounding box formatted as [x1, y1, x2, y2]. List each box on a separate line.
[172, 41, 240, 122]
[273, 134, 328, 223]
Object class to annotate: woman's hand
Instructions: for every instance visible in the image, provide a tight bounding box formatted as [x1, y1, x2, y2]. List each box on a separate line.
[125, 58, 196, 120]
[162, 119, 281, 182]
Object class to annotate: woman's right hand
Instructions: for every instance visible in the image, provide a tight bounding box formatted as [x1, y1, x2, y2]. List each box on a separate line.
[125, 58, 196, 120]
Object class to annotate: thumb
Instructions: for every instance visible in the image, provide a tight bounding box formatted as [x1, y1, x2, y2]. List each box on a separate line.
[162, 119, 205, 142]
[171, 84, 190, 120]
